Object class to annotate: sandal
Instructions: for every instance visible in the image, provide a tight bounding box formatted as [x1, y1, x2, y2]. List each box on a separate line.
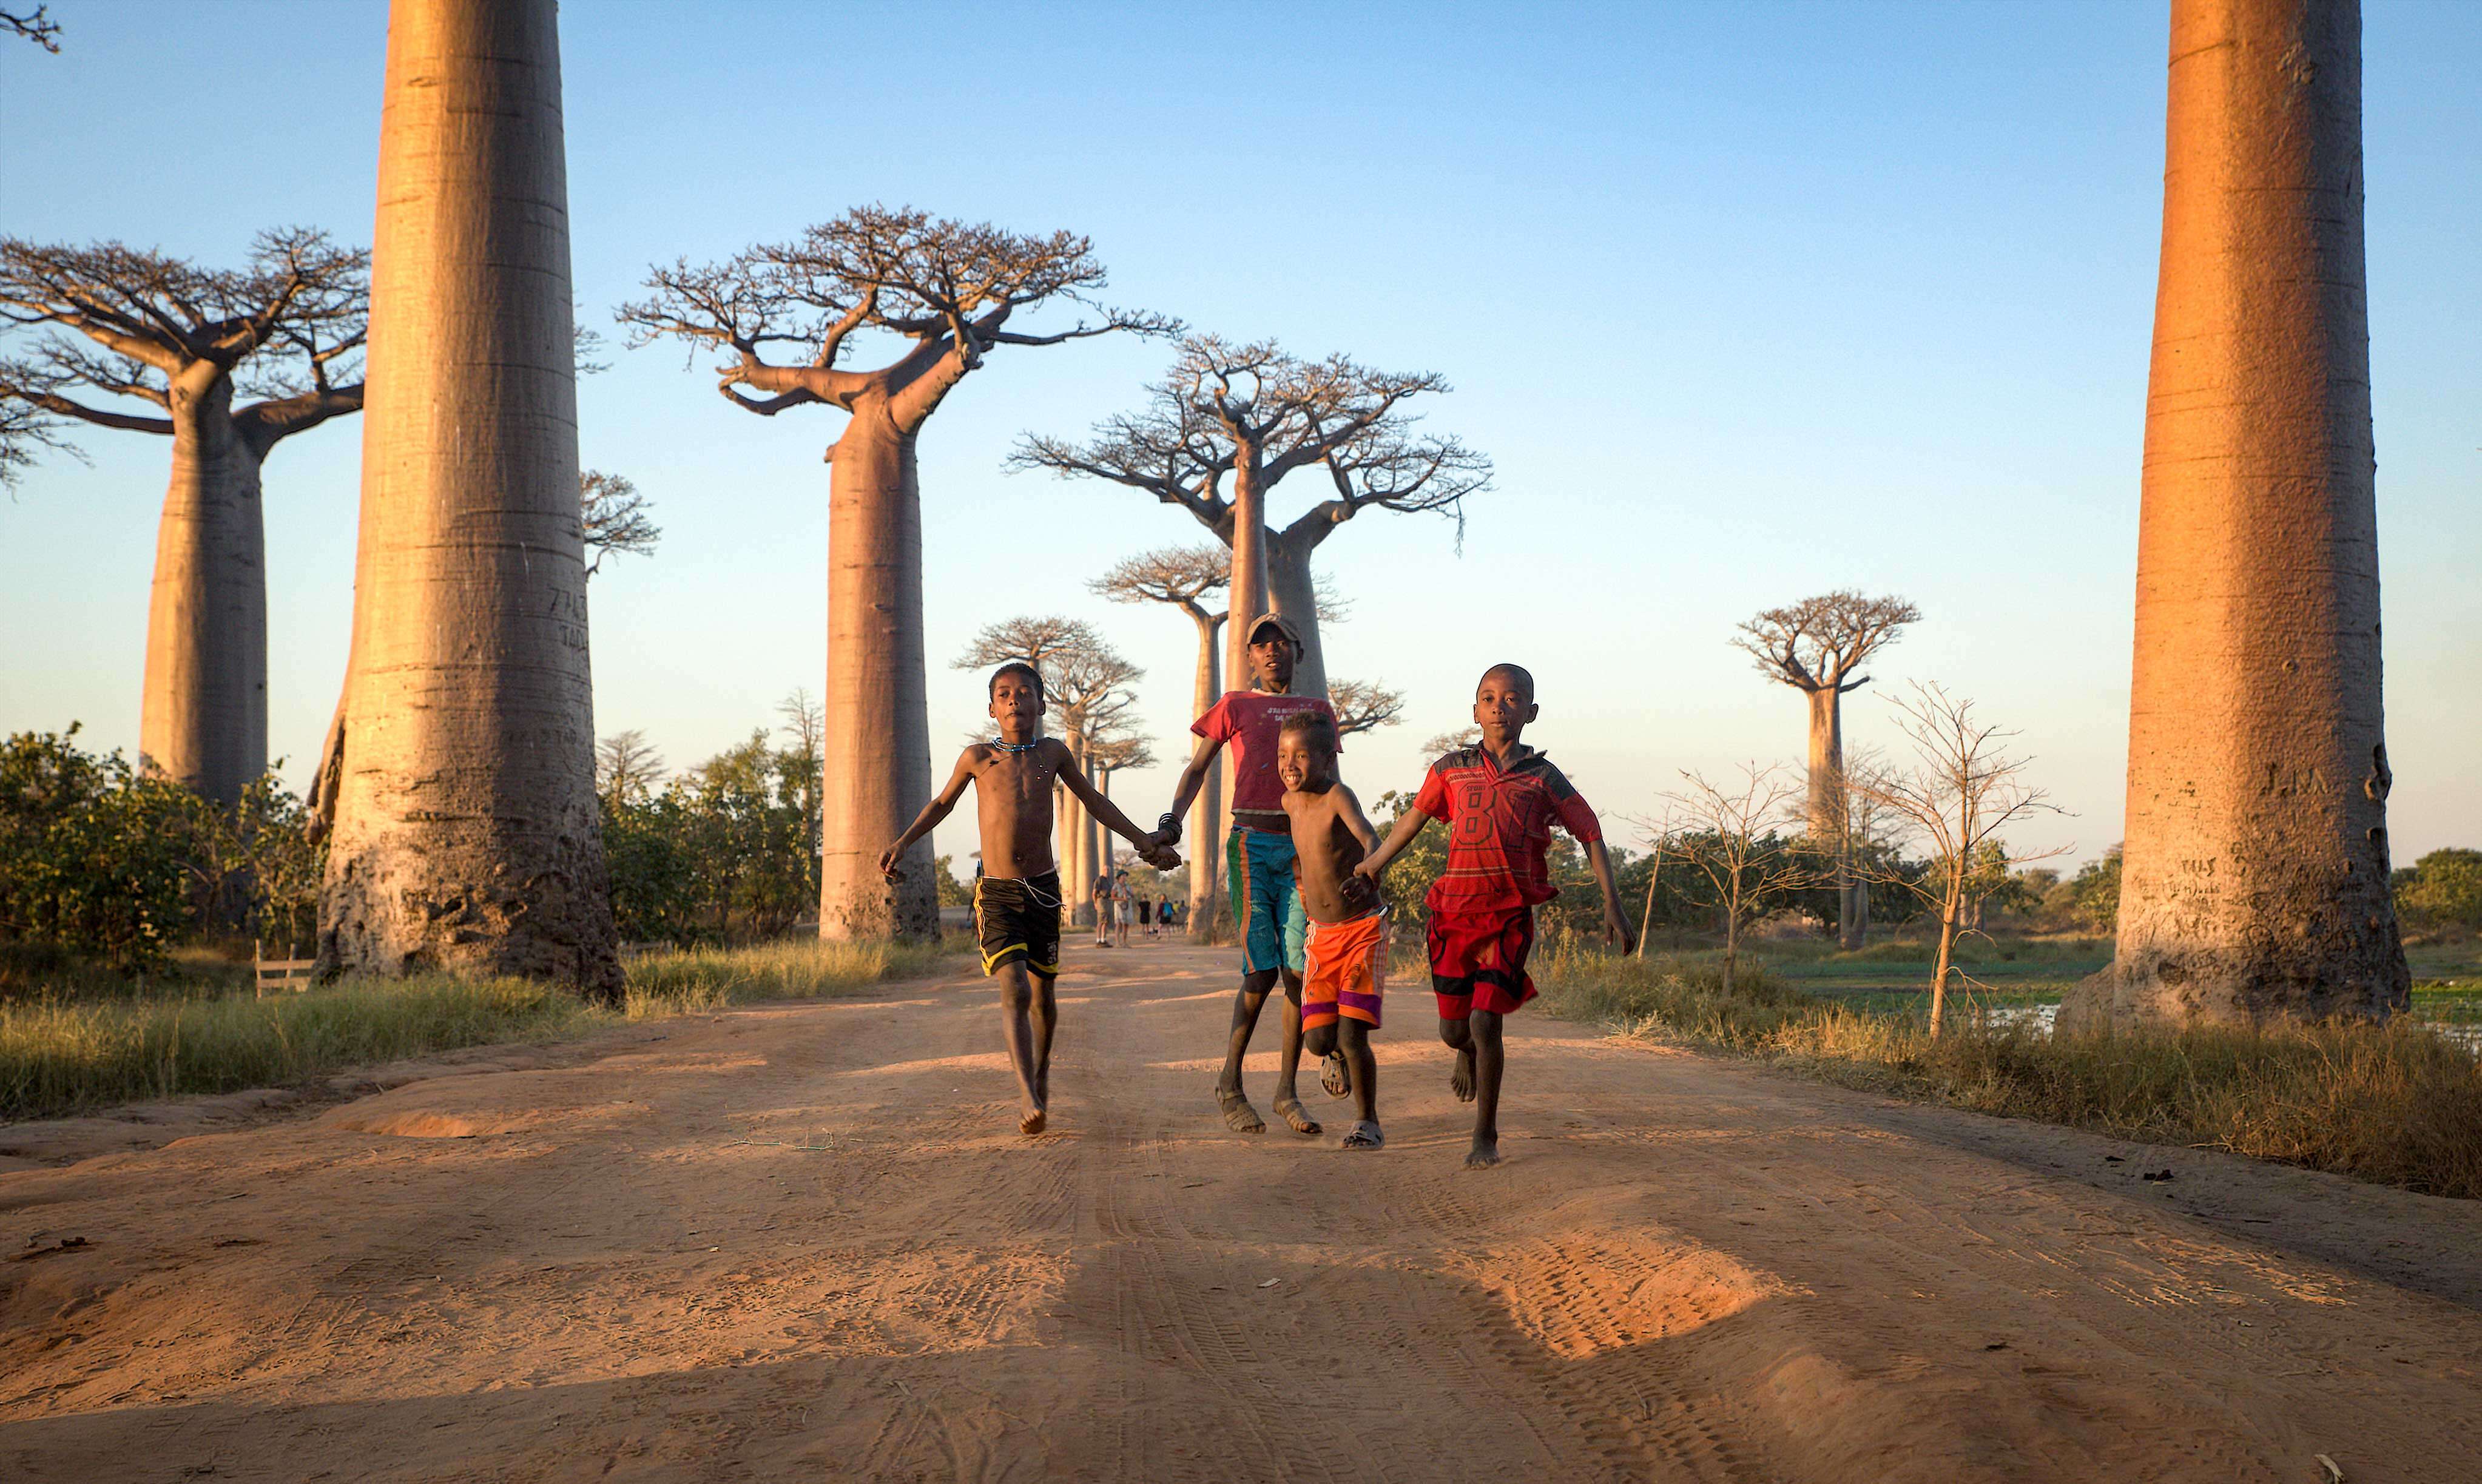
[1272, 1095, 1321, 1138]
[1339, 1120, 1384, 1150]
[1218, 1087, 1264, 1133]
[1320, 1050, 1351, 1099]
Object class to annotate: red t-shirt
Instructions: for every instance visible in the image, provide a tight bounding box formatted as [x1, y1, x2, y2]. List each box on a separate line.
[1193, 689, 1339, 832]
[1415, 746, 1603, 914]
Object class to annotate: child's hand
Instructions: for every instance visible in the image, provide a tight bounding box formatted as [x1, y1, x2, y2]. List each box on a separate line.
[875, 843, 906, 880]
[1340, 872, 1380, 912]
[1601, 906, 1635, 954]
[1143, 844, 1182, 871]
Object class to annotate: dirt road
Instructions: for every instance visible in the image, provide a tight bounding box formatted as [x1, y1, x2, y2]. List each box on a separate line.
[4, 943, 2479, 1482]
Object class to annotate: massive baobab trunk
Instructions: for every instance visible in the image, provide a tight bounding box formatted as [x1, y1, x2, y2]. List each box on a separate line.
[143, 380, 267, 806]
[2064, 0, 2406, 1030]
[1264, 526, 1327, 701]
[1801, 687, 1867, 948]
[1222, 462, 1272, 701]
[317, 0, 617, 996]
[817, 415, 939, 940]
[1185, 606, 1224, 934]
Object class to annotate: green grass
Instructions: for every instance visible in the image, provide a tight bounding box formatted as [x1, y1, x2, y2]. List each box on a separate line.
[1533, 940, 2482, 1201]
[0, 939, 964, 1124]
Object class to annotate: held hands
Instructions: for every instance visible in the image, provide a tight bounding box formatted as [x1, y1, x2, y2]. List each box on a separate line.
[1141, 843, 1182, 871]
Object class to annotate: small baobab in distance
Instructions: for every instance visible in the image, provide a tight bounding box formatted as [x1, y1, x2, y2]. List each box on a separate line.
[621, 207, 1176, 940]
[1735, 589, 1920, 949]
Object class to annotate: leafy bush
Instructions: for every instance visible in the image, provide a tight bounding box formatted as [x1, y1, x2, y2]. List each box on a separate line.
[2396, 848, 2482, 931]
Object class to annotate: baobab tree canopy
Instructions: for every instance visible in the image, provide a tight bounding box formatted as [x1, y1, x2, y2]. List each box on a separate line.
[619, 206, 1176, 941]
[0, 230, 368, 804]
[1014, 333, 1490, 700]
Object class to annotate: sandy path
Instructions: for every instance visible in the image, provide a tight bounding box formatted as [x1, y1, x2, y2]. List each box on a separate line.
[3, 943, 2478, 1482]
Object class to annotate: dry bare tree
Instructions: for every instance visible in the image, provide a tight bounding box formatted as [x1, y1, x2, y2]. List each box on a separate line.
[3, 5, 60, 50]
[315, 0, 617, 995]
[1327, 679, 1405, 739]
[621, 207, 1175, 940]
[1619, 808, 1688, 960]
[1092, 543, 1229, 929]
[1850, 684, 2067, 1037]
[579, 470, 659, 577]
[1664, 763, 1812, 993]
[1015, 334, 1489, 700]
[954, 616, 1142, 922]
[1421, 726, 1481, 760]
[2066, 0, 2407, 1030]
[0, 230, 366, 804]
[596, 730, 667, 809]
[1735, 589, 1920, 949]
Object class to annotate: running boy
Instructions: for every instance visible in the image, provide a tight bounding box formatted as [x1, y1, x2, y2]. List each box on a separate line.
[1148, 613, 1337, 1137]
[1355, 664, 1633, 1167]
[1276, 711, 1389, 1150]
[879, 663, 1178, 1136]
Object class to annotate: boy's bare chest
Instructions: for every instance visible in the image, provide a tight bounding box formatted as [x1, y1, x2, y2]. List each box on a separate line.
[983, 752, 1059, 804]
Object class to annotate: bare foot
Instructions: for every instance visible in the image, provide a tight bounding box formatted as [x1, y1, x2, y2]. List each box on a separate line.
[1272, 1094, 1322, 1138]
[1451, 1048, 1476, 1103]
[1020, 1106, 1047, 1136]
[1340, 1120, 1384, 1150]
[1218, 1087, 1264, 1133]
[1463, 1135, 1500, 1169]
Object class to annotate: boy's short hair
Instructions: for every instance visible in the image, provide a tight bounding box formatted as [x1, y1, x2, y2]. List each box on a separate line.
[989, 661, 1045, 700]
[1479, 662, 1536, 700]
[1279, 709, 1338, 755]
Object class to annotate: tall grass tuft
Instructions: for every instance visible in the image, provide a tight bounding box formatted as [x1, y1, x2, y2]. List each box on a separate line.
[0, 939, 965, 1123]
[1536, 945, 2482, 1201]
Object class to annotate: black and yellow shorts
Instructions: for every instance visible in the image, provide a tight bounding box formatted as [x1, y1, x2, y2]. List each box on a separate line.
[974, 872, 1062, 977]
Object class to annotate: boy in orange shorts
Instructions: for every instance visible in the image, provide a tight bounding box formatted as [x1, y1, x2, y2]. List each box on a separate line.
[1276, 711, 1389, 1149]
[1355, 664, 1633, 1167]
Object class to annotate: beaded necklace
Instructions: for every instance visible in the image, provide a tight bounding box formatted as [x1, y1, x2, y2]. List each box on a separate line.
[990, 737, 1042, 754]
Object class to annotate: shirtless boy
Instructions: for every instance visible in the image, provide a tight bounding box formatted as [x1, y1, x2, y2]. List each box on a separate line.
[1355, 664, 1633, 1167]
[1150, 613, 1338, 1138]
[1276, 712, 1389, 1150]
[879, 663, 1178, 1135]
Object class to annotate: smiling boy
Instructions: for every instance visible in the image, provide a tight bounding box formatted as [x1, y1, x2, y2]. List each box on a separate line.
[1355, 663, 1633, 1167]
[1278, 710, 1390, 1149]
[879, 663, 1178, 1136]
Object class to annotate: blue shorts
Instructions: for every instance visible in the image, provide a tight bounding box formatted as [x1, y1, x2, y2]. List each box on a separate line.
[1227, 827, 1308, 976]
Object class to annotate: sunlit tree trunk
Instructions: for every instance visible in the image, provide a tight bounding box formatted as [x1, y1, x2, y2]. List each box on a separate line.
[2068, 0, 2407, 1029]
[1802, 687, 1867, 950]
[1221, 459, 1270, 703]
[816, 408, 937, 940]
[1264, 525, 1327, 701]
[1186, 605, 1224, 935]
[142, 378, 266, 807]
[1634, 837, 1664, 960]
[320, 0, 617, 995]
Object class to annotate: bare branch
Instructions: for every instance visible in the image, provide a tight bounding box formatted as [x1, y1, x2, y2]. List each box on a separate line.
[1327, 678, 1405, 738]
[4, 6, 62, 51]
[579, 469, 661, 577]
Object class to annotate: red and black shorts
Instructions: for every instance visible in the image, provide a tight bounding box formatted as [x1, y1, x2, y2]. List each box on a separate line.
[1428, 904, 1537, 1018]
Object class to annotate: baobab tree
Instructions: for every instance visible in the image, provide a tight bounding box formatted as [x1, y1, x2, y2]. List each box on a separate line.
[1734, 590, 1920, 949]
[0, 231, 366, 804]
[1086, 729, 1156, 885]
[1850, 685, 2067, 1037]
[3, 5, 59, 50]
[1093, 544, 1229, 929]
[1328, 680, 1406, 738]
[1015, 334, 1489, 701]
[621, 207, 1174, 940]
[315, 0, 616, 995]
[596, 730, 666, 809]
[2065, 0, 2408, 1030]
[579, 470, 659, 577]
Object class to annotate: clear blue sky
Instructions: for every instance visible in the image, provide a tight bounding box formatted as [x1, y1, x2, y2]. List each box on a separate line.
[3, 1, 2476, 873]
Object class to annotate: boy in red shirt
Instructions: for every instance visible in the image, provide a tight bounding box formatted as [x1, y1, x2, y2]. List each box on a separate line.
[1151, 613, 1337, 1138]
[1356, 663, 1632, 1167]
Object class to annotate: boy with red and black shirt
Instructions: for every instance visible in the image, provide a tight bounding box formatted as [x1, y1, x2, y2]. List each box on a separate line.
[1357, 663, 1632, 1167]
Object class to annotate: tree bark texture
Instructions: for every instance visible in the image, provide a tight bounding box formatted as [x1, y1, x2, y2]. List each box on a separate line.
[319, 0, 618, 996]
[2065, 0, 2406, 1029]
[1264, 525, 1329, 701]
[815, 410, 938, 939]
[1802, 687, 1867, 949]
[1187, 607, 1224, 935]
[141, 379, 267, 807]
[1222, 462, 1271, 706]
